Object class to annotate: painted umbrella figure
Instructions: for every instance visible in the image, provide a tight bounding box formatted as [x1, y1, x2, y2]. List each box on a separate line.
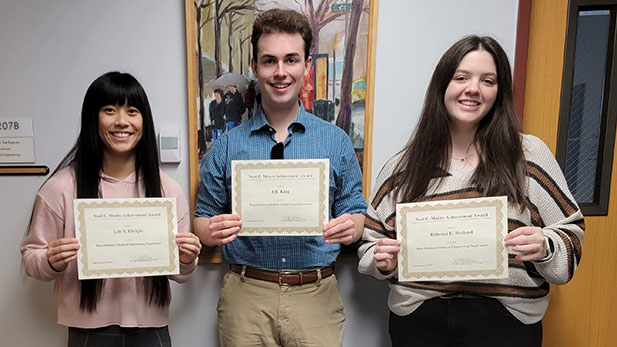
[208, 72, 249, 87]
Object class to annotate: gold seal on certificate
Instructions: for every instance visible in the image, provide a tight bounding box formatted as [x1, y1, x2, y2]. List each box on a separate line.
[231, 159, 329, 236]
[73, 198, 179, 280]
[397, 196, 508, 282]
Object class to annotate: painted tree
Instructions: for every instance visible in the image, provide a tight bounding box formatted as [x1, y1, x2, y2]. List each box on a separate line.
[303, 0, 346, 53]
[239, 31, 252, 75]
[194, 0, 215, 155]
[226, 12, 250, 72]
[335, 0, 364, 133]
[209, 0, 254, 77]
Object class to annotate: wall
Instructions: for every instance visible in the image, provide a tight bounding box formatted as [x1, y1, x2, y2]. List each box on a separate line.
[371, 0, 519, 184]
[0, 1, 517, 346]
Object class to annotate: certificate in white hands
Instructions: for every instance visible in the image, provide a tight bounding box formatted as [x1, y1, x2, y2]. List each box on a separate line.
[73, 198, 179, 280]
[397, 196, 508, 282]
[231, 159, 329, 236]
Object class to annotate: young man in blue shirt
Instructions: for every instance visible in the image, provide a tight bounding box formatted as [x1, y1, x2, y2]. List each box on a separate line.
[194, 8, 366, 347]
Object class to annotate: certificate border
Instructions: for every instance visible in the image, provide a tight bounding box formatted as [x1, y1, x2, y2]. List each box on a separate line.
[74, 198, 179, 279]
[232, 159, 329, 236]
[397, 197, 507, 281]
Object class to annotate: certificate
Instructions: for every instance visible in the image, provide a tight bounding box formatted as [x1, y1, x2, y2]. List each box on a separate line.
[231, 159, 329, 236]
[73, 198, 179, 279]
[397, 196, 508, 282]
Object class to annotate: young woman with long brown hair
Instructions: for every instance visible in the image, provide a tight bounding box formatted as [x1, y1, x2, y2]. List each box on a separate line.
[358, 36, 584, 346]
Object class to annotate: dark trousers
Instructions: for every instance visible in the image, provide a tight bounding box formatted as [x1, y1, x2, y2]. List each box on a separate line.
[389, 297, 542, 347]
[68, 325, 171, 347]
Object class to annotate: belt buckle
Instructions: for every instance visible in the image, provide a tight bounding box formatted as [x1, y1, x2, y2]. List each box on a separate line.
[278, 270, 297, 286]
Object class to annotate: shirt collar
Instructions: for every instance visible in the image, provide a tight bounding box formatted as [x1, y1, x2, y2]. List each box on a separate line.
[100, 171, 139, 183]
[250, 101, 309, 133]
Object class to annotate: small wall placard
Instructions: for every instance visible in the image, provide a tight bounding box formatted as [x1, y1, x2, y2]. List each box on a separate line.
[0, 118, 35, 163]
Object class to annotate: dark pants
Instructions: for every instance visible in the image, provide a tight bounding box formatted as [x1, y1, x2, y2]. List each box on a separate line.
[389, 297, 542, 347]
[68, 325, 171, 347]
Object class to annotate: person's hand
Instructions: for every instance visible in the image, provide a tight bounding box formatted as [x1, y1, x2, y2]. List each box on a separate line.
[176, 232, 202, 264]
[204, 214, 242, 246]
[46, 238, 80, 272]
[504, 226, 548, 261]
[374, 238, 401, 272]
[323, 213, 357, 245]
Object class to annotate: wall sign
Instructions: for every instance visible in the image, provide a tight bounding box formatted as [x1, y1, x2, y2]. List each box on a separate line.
[0, 118, 35, 163]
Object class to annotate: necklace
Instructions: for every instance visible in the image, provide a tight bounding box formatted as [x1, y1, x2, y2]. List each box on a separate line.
[451, 152, 476, 162]
[451, 143, 477, 162]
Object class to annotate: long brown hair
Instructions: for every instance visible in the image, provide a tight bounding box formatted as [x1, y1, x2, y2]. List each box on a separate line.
[393, 35, 528, 208]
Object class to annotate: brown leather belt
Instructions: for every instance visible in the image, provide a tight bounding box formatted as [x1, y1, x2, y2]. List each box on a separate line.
[230, 264, 334, 286]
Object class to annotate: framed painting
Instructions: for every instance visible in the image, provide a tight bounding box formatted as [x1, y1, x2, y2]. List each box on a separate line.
[185, 0, 379, 262]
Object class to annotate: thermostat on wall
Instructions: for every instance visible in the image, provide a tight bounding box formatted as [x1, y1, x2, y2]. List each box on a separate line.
[159, 128, 181, 164]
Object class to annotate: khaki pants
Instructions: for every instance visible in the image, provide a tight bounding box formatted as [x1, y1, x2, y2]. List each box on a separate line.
[217, 270, 345, 347]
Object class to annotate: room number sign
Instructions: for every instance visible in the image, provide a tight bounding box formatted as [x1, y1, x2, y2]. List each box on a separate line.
[0, 118, 35, 163]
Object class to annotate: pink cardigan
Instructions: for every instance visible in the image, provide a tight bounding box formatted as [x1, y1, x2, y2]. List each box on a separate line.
[21, 168, 197, 328]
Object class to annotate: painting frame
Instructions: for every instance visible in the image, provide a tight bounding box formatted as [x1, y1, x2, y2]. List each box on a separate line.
[184, 0, 379, 262]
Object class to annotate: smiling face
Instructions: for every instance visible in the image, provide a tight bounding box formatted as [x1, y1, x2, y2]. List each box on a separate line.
[444, 50, 498, 132]
[98, 104, 143, 160]
[251, 32, 312, 116]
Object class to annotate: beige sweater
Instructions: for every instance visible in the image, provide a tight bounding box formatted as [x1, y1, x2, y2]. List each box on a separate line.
[358, 134, 584, 324]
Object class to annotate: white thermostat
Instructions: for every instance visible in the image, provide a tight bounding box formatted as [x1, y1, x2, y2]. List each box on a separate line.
[159, 128, 181, 164]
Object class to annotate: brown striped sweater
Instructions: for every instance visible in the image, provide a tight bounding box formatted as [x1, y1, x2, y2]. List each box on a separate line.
[357, 134, 585, 324]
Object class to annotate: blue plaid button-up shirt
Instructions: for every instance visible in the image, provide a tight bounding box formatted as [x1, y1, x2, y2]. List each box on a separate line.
[194, 104, 366, 270]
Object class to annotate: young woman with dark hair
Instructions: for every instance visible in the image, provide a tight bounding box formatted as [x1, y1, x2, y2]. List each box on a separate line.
[358, 36, 584, 346]
[21, 71, 201, 347]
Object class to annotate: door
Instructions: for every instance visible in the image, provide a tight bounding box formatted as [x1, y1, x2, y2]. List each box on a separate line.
[523, 0, 617, 346]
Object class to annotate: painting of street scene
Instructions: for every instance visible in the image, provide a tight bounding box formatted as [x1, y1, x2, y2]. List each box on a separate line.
[189, 0, 373, 172]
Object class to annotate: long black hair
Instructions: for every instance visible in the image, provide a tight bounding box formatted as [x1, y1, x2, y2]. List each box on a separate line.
[48, 71, 169, 312]
[393, 36, 528, 209]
